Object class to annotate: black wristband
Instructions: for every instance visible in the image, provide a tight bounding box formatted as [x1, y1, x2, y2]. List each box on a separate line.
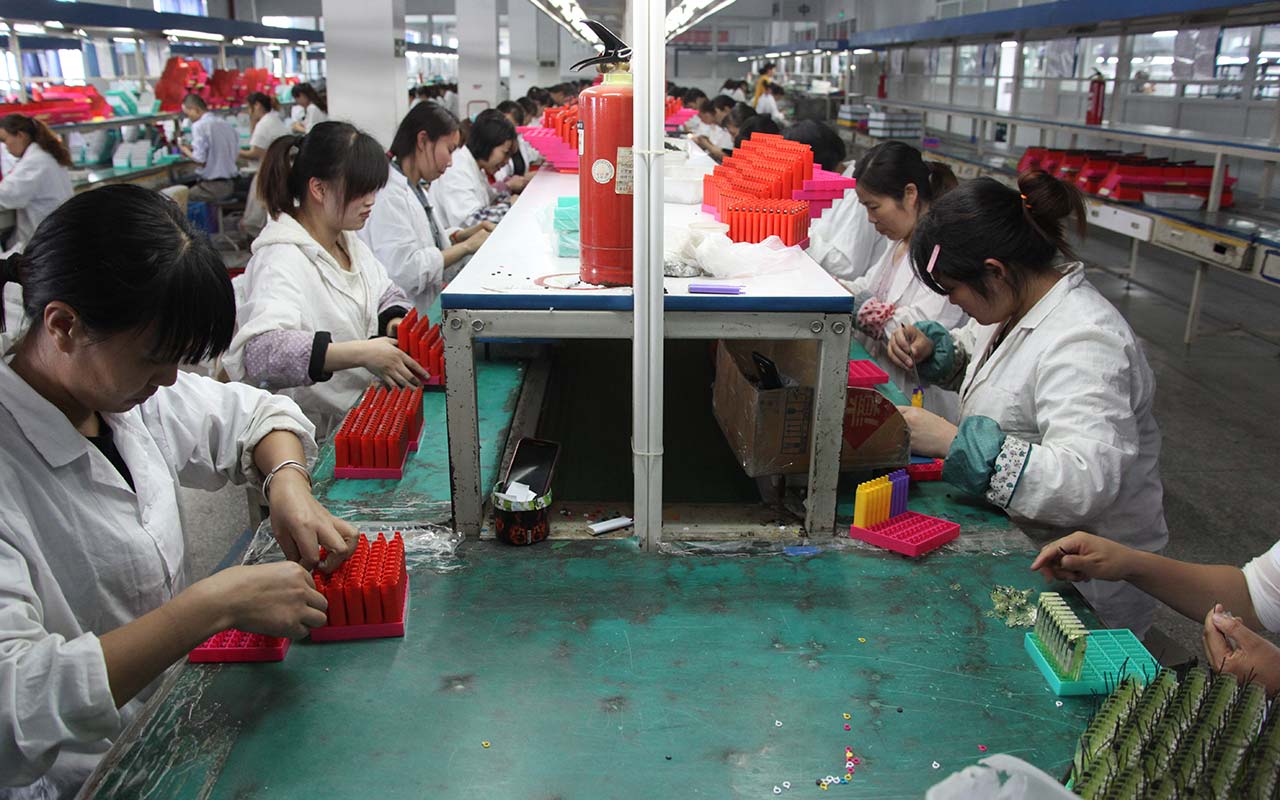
[309, 331, 333, 383]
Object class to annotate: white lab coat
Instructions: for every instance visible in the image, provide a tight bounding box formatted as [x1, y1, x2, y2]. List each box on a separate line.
[950, 263, 1166, 633]
[702, 124, 734, 151]
[428, 146, 496, 229]
[0, 361, 314, 799]
[299, 104, 328, 133]
[729, 88, 747, 103]
[842, 242, 969, 421]
[0, 143, 73, 254]
[806, 162, 887, 283]
[754, 93, 785, 124]
[357, 165, 459, 313]
[226, 213, 401, 438]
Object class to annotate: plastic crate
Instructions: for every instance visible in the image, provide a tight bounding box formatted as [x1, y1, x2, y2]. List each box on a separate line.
[847, 359, 889, 388]
[849, 511, 959, 557]
[189, 629, 290, 663]
[1024, 629, 1160, 696]
[311, 532, 408, 642]
[906, 458, 944, 482]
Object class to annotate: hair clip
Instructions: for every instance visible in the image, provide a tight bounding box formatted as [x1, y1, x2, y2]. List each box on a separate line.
[925, 243, 941, 275]
[1020, 192, 1033, 210]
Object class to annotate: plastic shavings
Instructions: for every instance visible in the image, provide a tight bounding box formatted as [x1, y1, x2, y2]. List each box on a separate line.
[773, 787, 782, 795]
[977, 744, 988, 752]
[843, 713, 852, 720]
[932, 761, 941, 769]
[987, 585, 1037, 628]
[775, 719, 783, 727]
[844, 724, 852, 731]
[1055, 701, 1064, 707]
[782, 782, 791, 789]
[857, 637, 866, 643]
[481, 741, 491, 748]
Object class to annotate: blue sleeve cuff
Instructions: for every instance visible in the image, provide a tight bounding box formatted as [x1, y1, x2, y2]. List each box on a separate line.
[915, 320, 960, 385]
[943, 415, 1006, 497]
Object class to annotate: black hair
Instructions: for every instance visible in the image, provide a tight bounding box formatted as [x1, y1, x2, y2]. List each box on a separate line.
[466, 111, 517, 162]
[181, 93, 207, 111]
[526, 87, 552, 107]
[0, 185, 233, 362]
[910, 171, 1087, 299]
[668, 85, 686, 98]
[0, 114, 72, 167]
[708, 95, 736, 113]
[734, 115, 780, 148]
[760, 62, 776, 74]
[720, 79, 739, 91]
[726, 102, 757, 133]
[516, 96, 537, 119]
[290, 83, 327, 113]
[683, 87, 708, 106]
[246, 91, 276, 112]
[783, 119, 846, 173]
[852, 141, 957, 210]
[389, 103, 460, 162]
[496, 100, 525, 126]
[769, 83, 786, 96]
[258, 121, 388, 219]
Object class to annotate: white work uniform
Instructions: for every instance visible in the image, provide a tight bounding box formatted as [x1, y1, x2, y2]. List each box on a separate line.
[1243, 541, 1280, 632]
[950, 263, 1166, 633]
[703, 124, 734, 151]
[358, 164, 459, 313]
[247, 110, 291, 152]
[427, 146, 496, 229]
[842, 242, 969, 421]
[0, 361, 314, 800]
[226, 213, 401, 438]
[0, 143, 73, 254]
[755, 93, 784, 124]
[806, 162, 887, 283]
[729, 88, 747, 102]
[299, 104, 328, 133]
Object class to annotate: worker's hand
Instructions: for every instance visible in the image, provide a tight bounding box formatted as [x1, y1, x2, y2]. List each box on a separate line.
[1203, 604, 1280, 697]
[465, 228, 492, 254]
[506, 174, 529, 193]
[386, 316, 404, 338]
[693, 135, 711, 150]
[199, 562, 329, 639]
[897, 405, 957, 458]
[361, 337, 431, 388]
[266, 467, 358, 572]
[291, 121, 306, 134]
[459, 221, 497, 240]
[886, 324, 934, 371]
[1030, 531, 1137, 583]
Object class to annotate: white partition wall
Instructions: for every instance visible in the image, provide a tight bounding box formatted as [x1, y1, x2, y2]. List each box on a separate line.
[458, 0, 500, 117]
[321, 0, 408, 147]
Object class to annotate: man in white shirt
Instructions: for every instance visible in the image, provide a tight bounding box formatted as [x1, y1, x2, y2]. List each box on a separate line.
[178, 93, 241, 202]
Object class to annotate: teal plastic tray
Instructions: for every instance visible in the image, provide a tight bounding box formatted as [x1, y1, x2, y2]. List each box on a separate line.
[1025, 629, 1160, 696]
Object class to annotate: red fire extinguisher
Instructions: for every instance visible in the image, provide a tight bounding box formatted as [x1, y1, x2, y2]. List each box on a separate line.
[1086, 70, 1106, 125]
[877, 72, 887, 99]
[572, 20, 634, 287]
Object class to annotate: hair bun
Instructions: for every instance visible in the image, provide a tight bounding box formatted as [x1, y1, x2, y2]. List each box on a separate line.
[0, 253, 22, 288]
[1016, 169, 1087, 247]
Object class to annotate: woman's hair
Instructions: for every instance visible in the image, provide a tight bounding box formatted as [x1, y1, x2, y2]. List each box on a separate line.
[910, 171, 1088, 299]
[683, 87, 708, 106]
[181, 93, 207, 112]
[246, 91, 277, 112]
[258, 121, 388, 218]
[290, 83, 327, 112]
[726, 102, 757, 132]
[852, 141, 956, 209]
[734, 115, 780, 148]
[389, 103, 460, 163]
[760, 62, 776, 74]
[783, 120, 846, 173]
[466, 110, 517, 162]
[0, 114, 73, 167]
[708, 94, 736, 113]
[769, 84, 786, 97]
[516, 96, 537, 120]
[0, 185, 233, 362]
[496, 100, 525, 126]
[526, 87, 552, 107]
[668, 85, 686, 98]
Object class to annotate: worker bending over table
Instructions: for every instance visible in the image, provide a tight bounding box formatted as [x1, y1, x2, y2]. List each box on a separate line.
[0, 186, 354, 800]
[428, 111, 526, 229]
[888, 171, 1167, 635]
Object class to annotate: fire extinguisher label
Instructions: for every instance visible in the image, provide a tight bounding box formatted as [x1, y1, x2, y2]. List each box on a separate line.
[577, 122, 585, 156]
[615, 147, 634, 196]
[591, 158, 615, 185]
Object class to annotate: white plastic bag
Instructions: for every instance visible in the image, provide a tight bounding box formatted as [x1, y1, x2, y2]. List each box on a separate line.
[694, 234, 802, 279]
[926, 754, 1076, 800]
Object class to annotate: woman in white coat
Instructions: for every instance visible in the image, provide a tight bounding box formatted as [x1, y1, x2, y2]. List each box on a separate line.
[358, 104, 493, 313]
[225, 122, 429, 440]
[289, 83, 329, 134]
[0, 185, 354, 800]
[889, 172, 1167, 635]
[841, 142, 969, 420]
[0, 114, 74, 254]
[428, 112, 521, 229]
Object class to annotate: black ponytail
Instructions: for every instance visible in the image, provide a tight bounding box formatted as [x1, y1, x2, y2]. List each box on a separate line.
[853, 141, 956, 209]
[910, 171, 1087, 300]
[0, 252, 20, 290]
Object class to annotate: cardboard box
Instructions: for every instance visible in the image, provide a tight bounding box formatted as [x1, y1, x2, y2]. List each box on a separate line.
[712, 340, 909, 477]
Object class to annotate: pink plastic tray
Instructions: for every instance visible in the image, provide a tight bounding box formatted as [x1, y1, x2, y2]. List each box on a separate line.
[849, 511, 960, 557]
[189, 629, 290, 663]
[847, 359, 889, 388]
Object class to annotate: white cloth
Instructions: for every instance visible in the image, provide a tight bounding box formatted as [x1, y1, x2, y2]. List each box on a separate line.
[443, 90, 458, 116]
[842, 242, 969, 421]
[729, 88, 747, 102]
[703, 124, 734, 151]
[0, 143, 73, 253]
[357, 166, 454, 313]
[806, 162, 887, 283]
[0, 360, 314, 799]
[1242, 541, 1280, 632]
[951, 263, 1167, 632]
[754, 93, 784, 123]
[290, 104, 305, 123]
[189, 113, 240, 181]
[300, 104, 328, 133]
[226, 214, 399, 438]
[247, 110, 291, 152]
[427, 146, 495, 229]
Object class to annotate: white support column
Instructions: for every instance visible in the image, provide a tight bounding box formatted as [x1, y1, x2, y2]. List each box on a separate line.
[1108, 30, 1131, 126]
[534, 9, 560, 87]
[508, 0, 539, 99]
[458, 0, 500, 118]
[321, 0, 408, 148]
[7, 26, 27, 102]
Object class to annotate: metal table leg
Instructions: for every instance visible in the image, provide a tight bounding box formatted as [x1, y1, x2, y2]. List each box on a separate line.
[442, 311, 484, 536]
[1184, 262, 1208, 345]
[805, 315, 852, 537]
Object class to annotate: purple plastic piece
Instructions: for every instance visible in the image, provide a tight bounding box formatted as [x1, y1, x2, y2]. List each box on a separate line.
[889, 469, 909, 517]
[689, 283, 745, 295]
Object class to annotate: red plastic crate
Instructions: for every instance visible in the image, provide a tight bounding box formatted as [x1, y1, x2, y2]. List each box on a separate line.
[311, 532, 408, 642]
[906, 458, 944, 481]
[332, 385, 424, 479]
[849, 511, 959, 557]
[847, 359, 889, 388]
[188, 629, 290, 663]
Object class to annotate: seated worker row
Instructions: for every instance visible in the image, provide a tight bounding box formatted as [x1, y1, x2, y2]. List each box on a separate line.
[889, 172, 1166, 635]
[0, 186, 356, 799]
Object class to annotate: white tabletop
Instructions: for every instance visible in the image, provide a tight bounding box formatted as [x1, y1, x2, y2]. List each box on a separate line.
[441, 170, 854, 313]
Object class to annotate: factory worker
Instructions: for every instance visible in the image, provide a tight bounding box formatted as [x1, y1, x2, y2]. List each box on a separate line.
[225, 122, 428, 440]
[785, 121, 888, 283]
[842, 142, 968, 420]
[0, 185, 354, 800]
[428, 111, 523, 229]
[290, 84, 329, 134]
[754, 83, 788, 126]
[889, 171, 1167, 635]
[1031, 531, 1280, 694]
[496, 100, 541, 170]
[752, 62, 776, 105]
[240, 91, 294, 238]
[359, 103, 494, 313]
[690, 96, 735, 152]
[721, 79, 747, 103]
[0, 114, 74, 254]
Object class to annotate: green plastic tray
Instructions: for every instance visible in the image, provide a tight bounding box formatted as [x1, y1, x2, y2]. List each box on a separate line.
[1025, 629, 1160, 696]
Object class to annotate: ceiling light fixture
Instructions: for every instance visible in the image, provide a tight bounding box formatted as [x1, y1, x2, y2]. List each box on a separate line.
[162, 29, 225, 42]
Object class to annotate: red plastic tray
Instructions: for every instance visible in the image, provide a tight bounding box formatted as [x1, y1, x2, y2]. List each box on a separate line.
[333, 423, 422, 480]
[310, 584, 409, 642]
[847, 359, 889, 388]
[188, 629, 290, 663]
[906, 458, 944, 482]
[311, 532, 408, 642]
[849, 511, 959, 557]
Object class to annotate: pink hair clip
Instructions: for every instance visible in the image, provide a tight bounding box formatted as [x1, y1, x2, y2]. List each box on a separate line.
[925, 243, 941, 275]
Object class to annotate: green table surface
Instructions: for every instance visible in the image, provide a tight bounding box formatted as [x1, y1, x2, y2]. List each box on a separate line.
[87, 538, 1091, 799]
